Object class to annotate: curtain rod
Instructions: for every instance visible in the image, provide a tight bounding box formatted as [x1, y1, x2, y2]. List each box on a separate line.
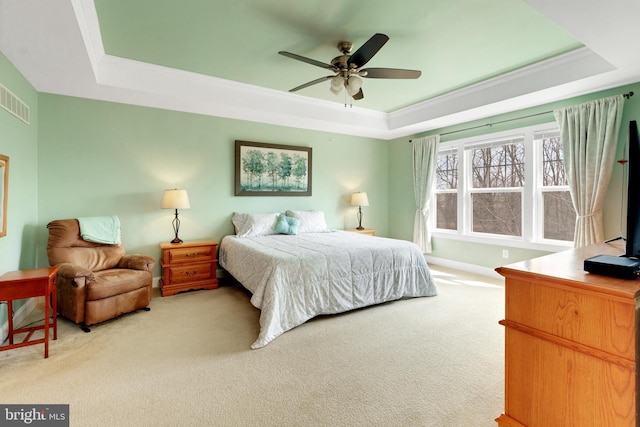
[409, 91, 634, 142]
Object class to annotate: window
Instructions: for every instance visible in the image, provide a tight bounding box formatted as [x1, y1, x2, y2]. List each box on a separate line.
[537, 130, 575, 241]
[435, 150, 457, 230]
[469, 137, 524, 237]
[432, 124, 574, 250]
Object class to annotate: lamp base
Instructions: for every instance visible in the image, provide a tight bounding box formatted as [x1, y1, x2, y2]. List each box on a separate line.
[356, 206, 364, 231]
[170, 210, 183, 244]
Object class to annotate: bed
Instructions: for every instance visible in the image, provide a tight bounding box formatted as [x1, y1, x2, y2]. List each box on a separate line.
[218, 211, 437, 349]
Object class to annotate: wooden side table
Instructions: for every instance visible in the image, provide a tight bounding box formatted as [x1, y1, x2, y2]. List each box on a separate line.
[0, 266, 59, 358]
[159, 239, 218, 296]
[344, 228, 376, 236]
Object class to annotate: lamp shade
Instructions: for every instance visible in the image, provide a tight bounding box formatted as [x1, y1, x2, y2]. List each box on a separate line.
[161, 189, 191, 209]
[350, 192, 369, 207]
[330, 75, 344, 95]
[346, 76, 362, 96]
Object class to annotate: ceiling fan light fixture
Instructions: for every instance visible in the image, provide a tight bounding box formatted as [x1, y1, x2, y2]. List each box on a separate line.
[345, 76, 362, 96]
[330, 75, 343, 89]
[330, 75, 344, 95]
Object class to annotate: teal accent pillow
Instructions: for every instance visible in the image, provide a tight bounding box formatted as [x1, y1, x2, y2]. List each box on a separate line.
[275, 214, 300, 235]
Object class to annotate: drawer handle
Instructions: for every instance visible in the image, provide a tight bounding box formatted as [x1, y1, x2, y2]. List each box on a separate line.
[185, 252, 198, 258]
[185, 270, 198, 276]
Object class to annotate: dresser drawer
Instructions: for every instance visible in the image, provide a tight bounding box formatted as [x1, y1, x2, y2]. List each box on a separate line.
[506, 277, 635, 360]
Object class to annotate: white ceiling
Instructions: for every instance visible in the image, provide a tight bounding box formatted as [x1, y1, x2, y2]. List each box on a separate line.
[1, 0, 639, 140]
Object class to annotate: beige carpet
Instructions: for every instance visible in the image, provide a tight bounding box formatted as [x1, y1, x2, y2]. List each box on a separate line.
[0, 266, 505, 427]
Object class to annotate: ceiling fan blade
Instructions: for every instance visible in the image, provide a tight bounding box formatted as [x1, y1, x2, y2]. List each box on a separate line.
[351, 88, 364, 100]
[289, 75, 334, 92]
[361, 68, 422, 79]
[347, 33, 389, 68]
[279, 51, 335, 70]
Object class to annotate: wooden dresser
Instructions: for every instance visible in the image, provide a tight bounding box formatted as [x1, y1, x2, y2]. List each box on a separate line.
[159, 239, 218, 296]
[496, 243, 640, 427]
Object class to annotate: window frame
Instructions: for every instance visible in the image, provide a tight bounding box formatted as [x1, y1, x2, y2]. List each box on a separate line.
[431, 123, 574, 252]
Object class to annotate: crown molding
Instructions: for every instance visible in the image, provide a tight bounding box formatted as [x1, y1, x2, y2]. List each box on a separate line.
[384, 47, 615, 138]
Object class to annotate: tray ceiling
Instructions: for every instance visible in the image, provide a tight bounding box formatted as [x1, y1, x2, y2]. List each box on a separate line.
[1, 0, 639, 139]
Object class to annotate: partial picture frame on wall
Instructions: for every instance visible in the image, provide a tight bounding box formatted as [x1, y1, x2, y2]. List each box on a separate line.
[0, 154, 8, 238]
[235, 140, 312, 196]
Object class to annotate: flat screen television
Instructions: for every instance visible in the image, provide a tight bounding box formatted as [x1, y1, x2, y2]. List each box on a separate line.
[584, 120, 640, 278]
[625, 120, 640, 258]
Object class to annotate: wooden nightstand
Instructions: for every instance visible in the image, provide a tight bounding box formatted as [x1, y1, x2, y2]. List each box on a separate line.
[344, 228, 376, 236]
[159, 240, 218, 296]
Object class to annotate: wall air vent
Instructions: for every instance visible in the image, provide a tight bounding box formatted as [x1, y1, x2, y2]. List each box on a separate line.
[0, 83, 30, 125]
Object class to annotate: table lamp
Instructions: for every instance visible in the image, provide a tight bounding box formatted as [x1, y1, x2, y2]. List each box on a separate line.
[350, 192, 369, 230]
[161, 189, 190, 243]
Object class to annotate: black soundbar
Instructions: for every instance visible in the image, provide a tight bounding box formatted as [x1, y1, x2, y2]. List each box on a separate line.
[584, 255, 640, 280]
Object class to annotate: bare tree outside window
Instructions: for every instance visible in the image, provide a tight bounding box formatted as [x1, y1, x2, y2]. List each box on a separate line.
[470, 140, 525, 236]
[542, 135, 566, 186]
[435, 151, 457, 230]
[539, 133, 575, 241]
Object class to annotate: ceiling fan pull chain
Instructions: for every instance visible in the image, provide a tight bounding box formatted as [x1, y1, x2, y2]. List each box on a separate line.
[345, 90, 353, 108]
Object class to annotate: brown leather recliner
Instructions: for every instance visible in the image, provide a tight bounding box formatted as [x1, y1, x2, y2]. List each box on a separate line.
[46, 218, 155, 332]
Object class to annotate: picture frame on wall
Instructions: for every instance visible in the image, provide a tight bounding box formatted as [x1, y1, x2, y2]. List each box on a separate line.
[0, 154, 9, 238]
[235, 140, 312, 196]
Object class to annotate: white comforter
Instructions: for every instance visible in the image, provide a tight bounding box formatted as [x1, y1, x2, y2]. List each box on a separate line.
[219, 231, 437, 348]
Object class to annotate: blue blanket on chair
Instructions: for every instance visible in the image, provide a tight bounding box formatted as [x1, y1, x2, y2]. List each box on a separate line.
[77, 215, 121, 245]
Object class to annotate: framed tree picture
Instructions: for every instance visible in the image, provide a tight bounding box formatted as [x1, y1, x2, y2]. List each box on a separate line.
[235, 140, 312, 196]
[0, 154, 8, 238]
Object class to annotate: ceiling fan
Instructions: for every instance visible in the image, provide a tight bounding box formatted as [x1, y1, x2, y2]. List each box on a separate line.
[279, 33, 421, 103]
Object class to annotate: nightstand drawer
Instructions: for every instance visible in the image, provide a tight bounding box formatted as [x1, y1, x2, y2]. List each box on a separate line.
[162, 245, 215, 264]
[164, 262, 215, 284]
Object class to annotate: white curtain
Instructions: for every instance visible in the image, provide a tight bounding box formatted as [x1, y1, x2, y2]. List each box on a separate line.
[553, 95, 624, 248]
[412, 135, 440, 253]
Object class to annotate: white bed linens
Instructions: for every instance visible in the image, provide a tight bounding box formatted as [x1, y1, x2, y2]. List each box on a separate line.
[219, 231, 437, 349]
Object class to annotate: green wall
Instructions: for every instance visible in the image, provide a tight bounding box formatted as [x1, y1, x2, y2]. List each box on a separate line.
[36, 94, 389, 276]
[390, 82, 640, 270]
[0, 53, 39, 271]
[0, 51, 40, 330]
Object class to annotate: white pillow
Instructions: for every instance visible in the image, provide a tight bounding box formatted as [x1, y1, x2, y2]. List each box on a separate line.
[231, 212, 279, 237]
[285, 210, 328, 233]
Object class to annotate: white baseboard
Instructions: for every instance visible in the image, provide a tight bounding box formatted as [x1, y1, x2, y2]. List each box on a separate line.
[424, 255, 503, 280]
[0, 297, 40, 344]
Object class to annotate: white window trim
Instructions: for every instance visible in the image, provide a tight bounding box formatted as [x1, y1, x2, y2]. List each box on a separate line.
[431, 123, 573, 252]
